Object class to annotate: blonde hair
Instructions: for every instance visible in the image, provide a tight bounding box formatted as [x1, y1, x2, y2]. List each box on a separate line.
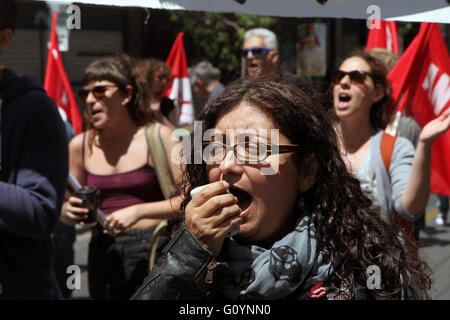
[367, 48, 399, 72]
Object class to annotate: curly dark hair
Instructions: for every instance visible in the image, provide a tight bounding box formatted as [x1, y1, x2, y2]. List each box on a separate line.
[82, 53, 152, 150]
[135, 58, 171, 91]
[177, 77, 430, 299]
[332, 50, 395, 130]
[136, 58, 171, 80]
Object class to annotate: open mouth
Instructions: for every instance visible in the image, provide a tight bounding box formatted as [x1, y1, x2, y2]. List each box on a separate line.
[91, 109, 102, 117]
[247, 62, 260, 75]
[228, 186, 252, 214]
[339, 93, 351, 102]
[337, 92, 352, 110]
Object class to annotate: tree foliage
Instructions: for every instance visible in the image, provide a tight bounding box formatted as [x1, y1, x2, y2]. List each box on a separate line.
[396, 22, 414, 36]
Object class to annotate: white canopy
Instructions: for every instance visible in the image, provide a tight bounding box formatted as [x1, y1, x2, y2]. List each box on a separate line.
[40, 0, 450, 23]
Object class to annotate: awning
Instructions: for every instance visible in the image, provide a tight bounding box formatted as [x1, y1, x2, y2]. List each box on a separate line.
[40, 0, 450, 23]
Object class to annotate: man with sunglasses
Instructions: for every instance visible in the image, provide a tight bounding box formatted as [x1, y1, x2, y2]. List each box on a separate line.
[242, 28, 279, 78]
[241, 28, 331, 114]
[0, 0, 68, 299]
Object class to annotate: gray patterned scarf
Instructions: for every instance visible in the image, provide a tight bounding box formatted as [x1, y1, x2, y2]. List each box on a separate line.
[218, 213, 334, 299]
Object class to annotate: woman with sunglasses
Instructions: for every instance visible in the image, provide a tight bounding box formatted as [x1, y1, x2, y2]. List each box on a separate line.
[333, 51, 450, 237]
[133, 77, 430, 300]
[61, 54, 182, 299]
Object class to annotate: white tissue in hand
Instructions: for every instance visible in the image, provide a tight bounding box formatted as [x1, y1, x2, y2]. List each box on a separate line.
[190, 183, 238, 237]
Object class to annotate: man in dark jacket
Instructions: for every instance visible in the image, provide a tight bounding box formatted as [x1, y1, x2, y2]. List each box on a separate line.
[0, 0, 68, 299]
[189, 60, 225, 115]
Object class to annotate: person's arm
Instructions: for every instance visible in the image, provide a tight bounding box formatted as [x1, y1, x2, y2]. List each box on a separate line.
[133, 181, 240, 300]
[401, 108, 450, 217]
[132, 223, 217, 300]
[400, 141, 432, 217]
[0, 97, 68, 239]
[60, 133, 90, 226]
[105, 196, 182, 231]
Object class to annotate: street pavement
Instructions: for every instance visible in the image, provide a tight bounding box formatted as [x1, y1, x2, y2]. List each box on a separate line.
[418, 194, 450, 299]
[69, 194, 450, 300]
[70, 229, 91, 300]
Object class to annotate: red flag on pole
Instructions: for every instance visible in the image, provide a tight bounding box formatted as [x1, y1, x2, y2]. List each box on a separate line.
[388, 23, 450, 195]
[44, 12, 83, 134]
[163, 32, 194, 126]
[366, 20, 399, 54]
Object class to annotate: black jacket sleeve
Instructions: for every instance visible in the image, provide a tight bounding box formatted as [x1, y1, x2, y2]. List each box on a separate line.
[0, 93, 68, 239]
[132, 223, 216, 300]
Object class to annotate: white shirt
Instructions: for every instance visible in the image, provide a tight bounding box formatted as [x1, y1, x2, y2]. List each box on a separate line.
[356, 148, 379, 207]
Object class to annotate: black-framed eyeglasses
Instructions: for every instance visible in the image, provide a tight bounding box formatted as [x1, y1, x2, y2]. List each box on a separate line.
[78, 85, 118, 103]
[241, 47, 273, 58]
[202, 141, 302, 164]
[334, 70, 375, 85]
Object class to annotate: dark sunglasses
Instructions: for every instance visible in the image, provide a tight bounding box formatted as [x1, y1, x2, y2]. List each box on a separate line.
[241, 47, 273, 58]
[334, 70, 375, 84]
[78, 85, 118, 103]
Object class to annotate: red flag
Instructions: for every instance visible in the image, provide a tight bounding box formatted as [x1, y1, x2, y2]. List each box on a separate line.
[44, 12, 83, 134]
[388, 23, 450, 195]
[163, 32, 194, 126]
[366, 20, 399, 54]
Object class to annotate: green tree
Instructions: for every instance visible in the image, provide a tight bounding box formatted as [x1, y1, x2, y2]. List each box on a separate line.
[396, 22, 414, 36]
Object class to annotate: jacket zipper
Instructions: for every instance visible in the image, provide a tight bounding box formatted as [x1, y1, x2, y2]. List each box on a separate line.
[205, 259, 220, 284]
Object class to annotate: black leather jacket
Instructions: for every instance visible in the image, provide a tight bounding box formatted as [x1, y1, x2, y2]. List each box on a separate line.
[132, 223, 217, 300]
[132, 223, 429, 300]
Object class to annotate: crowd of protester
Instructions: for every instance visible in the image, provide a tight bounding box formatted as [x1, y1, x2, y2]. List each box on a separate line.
[1, 0, 450, 301]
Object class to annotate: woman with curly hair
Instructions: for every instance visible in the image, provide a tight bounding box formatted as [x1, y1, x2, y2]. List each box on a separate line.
[333, 51, 450, 237]
[136, 58, 177, 129]
[132, 78, 431, 300]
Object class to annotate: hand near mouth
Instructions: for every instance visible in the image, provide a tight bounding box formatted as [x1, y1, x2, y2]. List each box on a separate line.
[185, 181, 242, 256]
